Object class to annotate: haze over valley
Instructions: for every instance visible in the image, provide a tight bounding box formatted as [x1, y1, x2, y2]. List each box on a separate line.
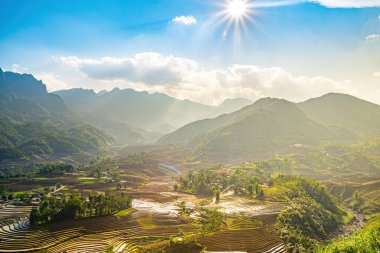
[1, 1, 380, 253]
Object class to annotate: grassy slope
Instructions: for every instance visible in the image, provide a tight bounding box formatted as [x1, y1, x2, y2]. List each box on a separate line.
[318, 215, 380, 253]
[298, 93, 380, 137]
[192, 98, 356, 162]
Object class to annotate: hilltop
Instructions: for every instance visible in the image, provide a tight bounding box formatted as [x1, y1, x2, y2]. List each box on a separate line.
[298, 93, 380, 137]
[158, 96, 364, 162]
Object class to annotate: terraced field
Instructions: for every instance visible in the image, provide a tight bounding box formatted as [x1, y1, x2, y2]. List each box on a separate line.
[199, 229, 286, 253]
[0, 201, 287, 253]
[0, 158, 288, 252]
[0, 207, 195, 253]
[208, 196, 284, 216]
[197, 217, 286, 253]
[0, 205, 32, 219]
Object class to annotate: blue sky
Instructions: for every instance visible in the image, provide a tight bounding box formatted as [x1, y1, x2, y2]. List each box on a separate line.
[0, 0, 379, 105]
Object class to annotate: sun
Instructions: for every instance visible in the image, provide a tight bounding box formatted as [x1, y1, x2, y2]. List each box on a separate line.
[215, 0, 256, 42]
[227, 0, 249, 19]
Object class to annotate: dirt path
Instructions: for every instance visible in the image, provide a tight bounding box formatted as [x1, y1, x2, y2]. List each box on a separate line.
[210, 184, 235, 205]
[47, 185, 65, 197]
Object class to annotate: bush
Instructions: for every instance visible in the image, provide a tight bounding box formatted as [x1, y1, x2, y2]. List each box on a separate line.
[277, 196, 338, 251]
[275, 176, 342, 251]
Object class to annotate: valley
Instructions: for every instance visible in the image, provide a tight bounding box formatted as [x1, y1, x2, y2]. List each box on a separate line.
[1, 68, 380, 253]
[1, 137, 379, 252]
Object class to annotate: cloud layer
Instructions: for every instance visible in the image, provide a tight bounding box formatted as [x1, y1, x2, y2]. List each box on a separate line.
[171, 16, 197, 25]
[60, 52, 353, 105]
[309, 0, 380, 8]
[366, 34, 380, 41]
[260, 0, 380, 8]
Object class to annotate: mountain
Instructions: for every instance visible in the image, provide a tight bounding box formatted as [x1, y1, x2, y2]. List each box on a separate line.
[298, 93, 380, 137]
[158, 97, 357, 162]
[212, 98, 252, 115]
[56, 88, 210, 134]
[0, 68, 71, 120]
[0, 68, 112, 160]
[54, 88, 97, 105]
[55, 88, 252, 143]
[55, 88, 161, 145]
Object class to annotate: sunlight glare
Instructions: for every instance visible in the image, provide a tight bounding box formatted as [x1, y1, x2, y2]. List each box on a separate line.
[215, 0, 257, 43]
[227, 0, 248, 18]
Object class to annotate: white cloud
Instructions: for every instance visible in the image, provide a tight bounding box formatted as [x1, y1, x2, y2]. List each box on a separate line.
[366, 34, 380, 41]
[171, 16, 197, 25]
[8, 63, 69, 92]
[34, 72, 70, 92]
[60, 53, 197, 86]
[60, 53, 354, 105]
[258, 0, 380, 8]
[11, 63, 28, 73]
[373, 71, 380, 77]
[308, 0, 380, 8]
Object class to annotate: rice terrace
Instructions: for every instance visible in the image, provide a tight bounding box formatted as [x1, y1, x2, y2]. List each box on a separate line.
[1, 0, 380, 252]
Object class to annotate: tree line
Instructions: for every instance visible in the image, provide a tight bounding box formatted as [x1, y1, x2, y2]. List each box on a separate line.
[176, 167, 265, 199]
[30, 193, 132, 224]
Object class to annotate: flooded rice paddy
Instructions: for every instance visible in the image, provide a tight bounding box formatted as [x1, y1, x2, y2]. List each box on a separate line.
[0, 194, 285, 253]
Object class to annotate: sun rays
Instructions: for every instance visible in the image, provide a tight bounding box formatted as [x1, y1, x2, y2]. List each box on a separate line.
[213, 0, 258, 43]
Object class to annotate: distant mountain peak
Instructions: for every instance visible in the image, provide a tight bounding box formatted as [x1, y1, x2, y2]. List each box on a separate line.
[219, 97, 252, 106]
[0, 69, 48, 98]
[298, 92, 380, 136]
[304, 92, 359, 102]
[111, 87, 121, 93]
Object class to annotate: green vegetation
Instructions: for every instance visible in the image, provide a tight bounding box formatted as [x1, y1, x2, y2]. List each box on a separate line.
[263, 140, 380, 215]
[298, 93, 380, 137]
[33, 162, 75, 176]
[158, 96, 368, 162]
[178, 166, 266, 198]
[197, 209, 225, 234]
[214, 188, 221, 202]
[0, 69, 113, 160]
[30, 193, 132, 224]
[1, 69, 380, 253]
[114, 208, 134, 217]
[160, 239, 204, 253]
[278, 197, 338, 251]
[318, 216, 380, 253]
[179, 169, 220, 195]
[0, 162, 76, 178]
[0, 122, 112, 160]
[275, 176, 346, 251]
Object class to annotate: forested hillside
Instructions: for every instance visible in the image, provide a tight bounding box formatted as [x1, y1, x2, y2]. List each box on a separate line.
[0, 68, 112, 160]
[158, 97, 358, 162]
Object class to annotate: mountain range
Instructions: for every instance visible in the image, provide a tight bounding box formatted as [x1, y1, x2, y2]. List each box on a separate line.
[54, 88, 252, 143]
[2, 67, 380, 163]
[0, 68, 252, 160]
[158, 94, 380, 162]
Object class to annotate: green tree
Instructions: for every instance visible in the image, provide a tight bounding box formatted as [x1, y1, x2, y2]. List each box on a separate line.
[215, 189, 221, 202]
[0, 185, 7, 194]
[247, 184, 253, 195]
